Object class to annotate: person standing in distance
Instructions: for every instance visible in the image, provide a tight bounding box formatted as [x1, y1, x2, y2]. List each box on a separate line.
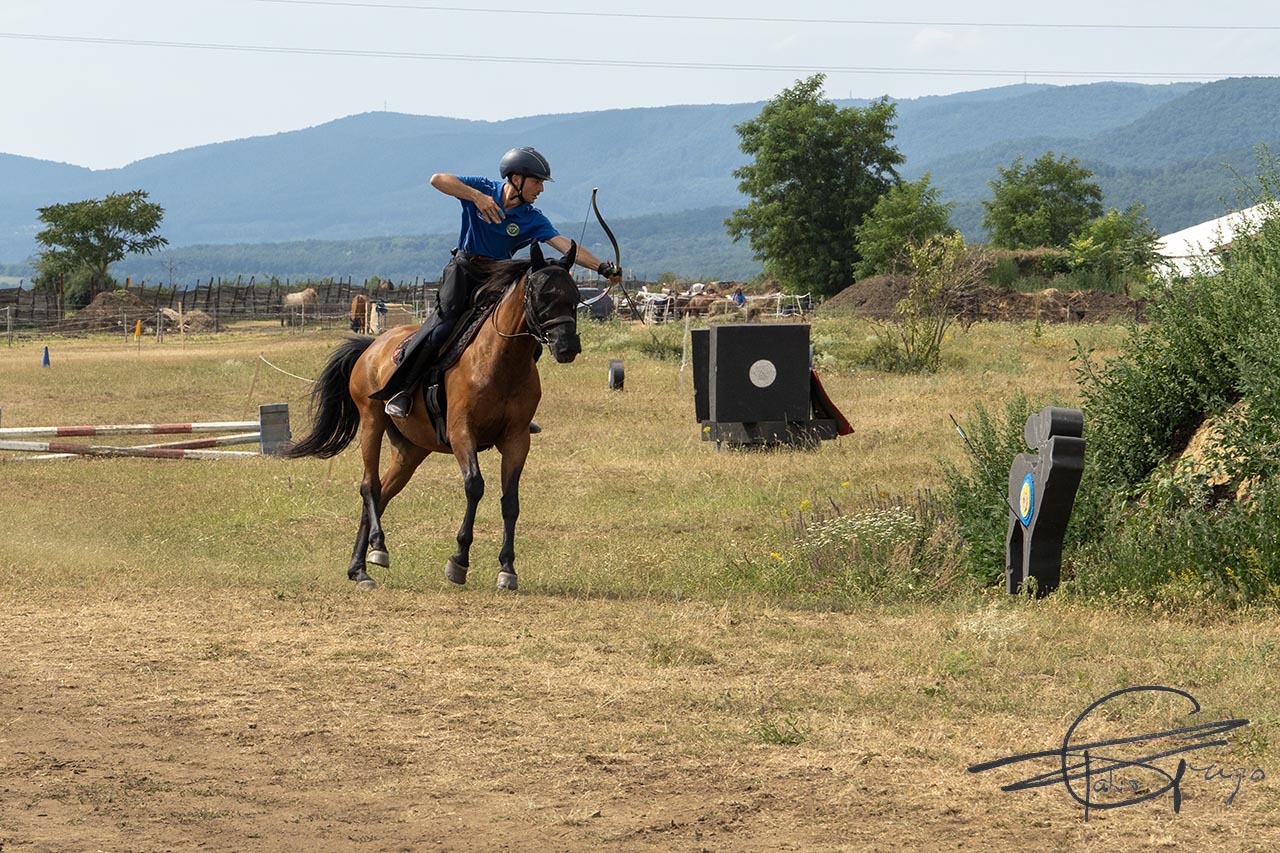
[372, 146, 622, 418]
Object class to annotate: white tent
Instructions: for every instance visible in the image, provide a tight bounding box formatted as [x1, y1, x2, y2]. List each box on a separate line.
[1154, 203, 1271, 277]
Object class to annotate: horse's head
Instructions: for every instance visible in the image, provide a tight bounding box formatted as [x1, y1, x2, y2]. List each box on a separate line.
[526, 242, 582, 363]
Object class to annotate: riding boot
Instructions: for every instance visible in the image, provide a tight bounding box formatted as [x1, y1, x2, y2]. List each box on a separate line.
[385, 389, 414, 418]
[370, 314, 443, 404]
[529, 422, 542, 434]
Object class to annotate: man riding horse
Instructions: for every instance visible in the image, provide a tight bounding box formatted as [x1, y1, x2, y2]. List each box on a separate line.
[371, 147, 623, 418]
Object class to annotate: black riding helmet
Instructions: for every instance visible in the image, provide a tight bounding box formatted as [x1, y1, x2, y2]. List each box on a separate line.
[499, 147, 553, 182]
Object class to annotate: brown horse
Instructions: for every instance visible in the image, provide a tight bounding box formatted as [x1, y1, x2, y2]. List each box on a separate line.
[285, 243, 583, 591]
[350, 293, 368, 332]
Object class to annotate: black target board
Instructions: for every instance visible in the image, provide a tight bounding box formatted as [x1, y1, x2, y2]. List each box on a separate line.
[708, 324, 810, 423]
[691, 327, 710, 422]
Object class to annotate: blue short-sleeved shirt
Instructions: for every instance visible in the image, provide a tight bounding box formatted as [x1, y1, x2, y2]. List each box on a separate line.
[455, 176, 559, 259]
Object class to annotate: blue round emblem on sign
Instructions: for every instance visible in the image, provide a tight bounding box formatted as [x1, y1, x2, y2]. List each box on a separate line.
[1018, 473, 1035, 526]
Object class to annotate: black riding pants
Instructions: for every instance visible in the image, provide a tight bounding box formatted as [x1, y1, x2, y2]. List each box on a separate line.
[374, 254, 487, 397]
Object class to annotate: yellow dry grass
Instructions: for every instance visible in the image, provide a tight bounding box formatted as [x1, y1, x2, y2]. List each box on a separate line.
[1, 319, 1277, 851]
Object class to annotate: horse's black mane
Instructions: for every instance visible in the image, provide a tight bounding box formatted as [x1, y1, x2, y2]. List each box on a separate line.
[477, 258, 534, 302]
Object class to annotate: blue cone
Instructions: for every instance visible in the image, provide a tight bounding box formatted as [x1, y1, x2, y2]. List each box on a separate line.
[42, 346, 50, 367]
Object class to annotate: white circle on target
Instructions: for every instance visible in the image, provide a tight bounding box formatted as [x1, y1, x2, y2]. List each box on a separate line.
[748, 359, 777, 388]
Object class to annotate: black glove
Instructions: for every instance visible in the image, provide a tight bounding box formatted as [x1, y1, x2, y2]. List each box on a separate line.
[597, 261, 618, 278]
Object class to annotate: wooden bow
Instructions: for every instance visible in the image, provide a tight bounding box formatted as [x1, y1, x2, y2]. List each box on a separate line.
[591, 187, 640, 321]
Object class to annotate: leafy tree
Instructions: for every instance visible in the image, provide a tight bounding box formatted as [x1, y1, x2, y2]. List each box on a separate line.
[853, 173, 955, 278]
[1068, 203, 1164, 294]
[726, 74, 904, 297]
[982, 152, 1103, 249]
[35, 190, 168, 306]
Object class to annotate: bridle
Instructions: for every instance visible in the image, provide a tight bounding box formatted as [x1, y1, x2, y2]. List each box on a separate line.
[493, 266, 576, 345]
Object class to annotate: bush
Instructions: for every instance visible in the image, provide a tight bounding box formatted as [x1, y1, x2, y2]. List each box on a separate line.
[1064, 152, 1280, 604]
[871, 235, 992, 374]
[984, 247, 1073, 277]
[61, 268, 119, 309]
[1070, 482, 1280, 607]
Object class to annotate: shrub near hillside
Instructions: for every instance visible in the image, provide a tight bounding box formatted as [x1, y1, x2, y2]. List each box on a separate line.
[1069, 196, 1280, 604]
[949, 161, 1280, 606]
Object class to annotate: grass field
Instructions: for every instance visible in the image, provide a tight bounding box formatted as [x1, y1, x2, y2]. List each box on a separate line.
[1, 318, 1277, 850]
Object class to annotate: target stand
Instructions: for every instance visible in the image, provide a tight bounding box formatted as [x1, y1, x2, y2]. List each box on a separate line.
[692, 324, 851, 449]
[1006, 406, 1086, 596]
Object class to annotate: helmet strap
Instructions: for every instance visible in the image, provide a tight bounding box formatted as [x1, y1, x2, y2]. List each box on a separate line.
[508, 175, 532, 205]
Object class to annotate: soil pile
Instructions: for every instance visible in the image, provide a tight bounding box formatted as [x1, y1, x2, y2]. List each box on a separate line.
[56, 289, 156, 333]
[820, 276, 1145, 324]
[161, 307, 216, 333]
[53, 290, 216, 335]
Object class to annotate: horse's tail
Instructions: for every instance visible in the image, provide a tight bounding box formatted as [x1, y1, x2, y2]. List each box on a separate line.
[283, 336, 373, 459]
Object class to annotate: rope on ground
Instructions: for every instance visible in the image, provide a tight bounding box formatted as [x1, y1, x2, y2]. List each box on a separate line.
[258, 353, 316, 384]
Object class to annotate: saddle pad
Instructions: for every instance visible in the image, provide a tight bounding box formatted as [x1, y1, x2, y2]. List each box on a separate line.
[437, 298, 501, 372]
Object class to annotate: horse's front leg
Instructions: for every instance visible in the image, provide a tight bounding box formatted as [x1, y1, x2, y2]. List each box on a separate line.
[495, 434, 531, 591]
[446, 445, 483, 585]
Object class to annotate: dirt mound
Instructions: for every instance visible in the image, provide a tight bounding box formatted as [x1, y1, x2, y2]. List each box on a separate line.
[957, 286, 1145, 324]
[57, 289, 156, 333]
[819, 275, 912, 319]
[161, 307, 216, 333]
[52, 289, 215, 335]
[820, 277, 1145, 324]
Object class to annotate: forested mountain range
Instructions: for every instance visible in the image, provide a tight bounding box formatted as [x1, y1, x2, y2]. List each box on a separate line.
[3, 77, 1278, 281]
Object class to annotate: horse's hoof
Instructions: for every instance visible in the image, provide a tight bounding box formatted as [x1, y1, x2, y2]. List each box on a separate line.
[368, 549, 390, 568]
[496, 571, 518, 591]
[445, 557, 468, 585]
[355, 577, 378, 591]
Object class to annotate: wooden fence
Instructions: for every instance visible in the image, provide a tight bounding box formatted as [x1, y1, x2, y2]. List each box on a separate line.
[1, 277, 439, 335]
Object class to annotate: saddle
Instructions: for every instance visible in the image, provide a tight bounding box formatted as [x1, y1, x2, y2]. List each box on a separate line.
[395, 292, 504, 448]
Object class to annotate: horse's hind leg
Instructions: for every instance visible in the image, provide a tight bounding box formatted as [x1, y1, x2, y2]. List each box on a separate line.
[376, 428, 429, 557]
[379, 430, 430, 514]
[347, 414, 388, 590]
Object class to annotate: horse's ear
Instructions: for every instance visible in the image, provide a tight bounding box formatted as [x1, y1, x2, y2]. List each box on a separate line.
[560, 240, 578, 269]
[530, 241, 546, 270]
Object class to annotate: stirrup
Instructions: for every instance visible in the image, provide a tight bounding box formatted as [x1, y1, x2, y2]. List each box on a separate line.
[384, 390, 413, 418]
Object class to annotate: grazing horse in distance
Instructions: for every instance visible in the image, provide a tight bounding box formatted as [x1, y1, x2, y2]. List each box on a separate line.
[281, 287, 318, 326]
[350, 293, 368, 332]
[283, 286, 317, 308]
[284, 242, 583, 592]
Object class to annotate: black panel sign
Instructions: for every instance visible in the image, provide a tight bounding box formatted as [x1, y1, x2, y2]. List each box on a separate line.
[708, 324, 810, 424]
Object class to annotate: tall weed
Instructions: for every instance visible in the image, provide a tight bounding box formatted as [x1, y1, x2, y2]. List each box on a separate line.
[940, 393, 1044, 585]
[773, 490, 970, 604]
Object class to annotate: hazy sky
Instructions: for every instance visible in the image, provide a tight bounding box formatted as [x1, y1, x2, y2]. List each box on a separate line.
[2, 0, 1276, 170]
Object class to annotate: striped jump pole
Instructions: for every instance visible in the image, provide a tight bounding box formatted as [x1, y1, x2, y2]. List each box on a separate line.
[0, 419, 258, 438]
[0, 403, 291, 460]
[4, 432, 263, 463]
[0, 439, 260, 460]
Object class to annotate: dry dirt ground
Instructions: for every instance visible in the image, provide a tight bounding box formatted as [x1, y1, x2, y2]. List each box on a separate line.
[2, 588, 1276, 852]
